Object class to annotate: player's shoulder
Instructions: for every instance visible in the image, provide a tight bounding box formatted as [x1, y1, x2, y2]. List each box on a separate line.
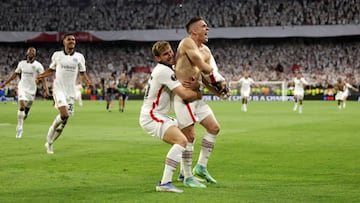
[17, 60, 27, 65]
[33, 60, 43, 66]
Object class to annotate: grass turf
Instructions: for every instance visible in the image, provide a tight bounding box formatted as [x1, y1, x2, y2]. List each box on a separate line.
[0, 100, 359, 202]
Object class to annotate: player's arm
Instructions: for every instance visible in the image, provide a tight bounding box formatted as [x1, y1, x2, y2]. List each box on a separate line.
[349, 84, 359, 92]
[173, 85, 201, 103]
[0, 72, 18, 89]
[202, 77, 230, 99]
[202, 77, 221, 97]
[37, 68, 54, 79]
[80, 72, 93, 87]
[40, 77, 49, 97]
[181, 38, 213, 74]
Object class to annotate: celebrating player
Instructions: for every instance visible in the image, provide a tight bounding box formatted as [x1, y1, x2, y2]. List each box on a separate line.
[37, 33, 93, 154]
[174, 16, 229, 188]
[139, 41, 201, 193]
[237, 72, 257, 112]
[291, 72, 308, 114]
[0, 47, 48, 138]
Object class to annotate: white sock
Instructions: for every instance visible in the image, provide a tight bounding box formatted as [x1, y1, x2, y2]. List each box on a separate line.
[197, 133, 217, 167]
[17, 110, 25, 129]
[47, 115, 63, 144]
[293, 103, 298, 110]
[161, 144, 185, 184]
[181, 142, 194, 179]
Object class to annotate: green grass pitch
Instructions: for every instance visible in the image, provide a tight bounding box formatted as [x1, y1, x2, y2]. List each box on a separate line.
[0, 100, 359, 202]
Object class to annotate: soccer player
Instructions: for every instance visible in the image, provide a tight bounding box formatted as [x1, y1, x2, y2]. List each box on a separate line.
[117, 72, 129, 112]
[105, 75, 117, 112]
[0, 47, 48, 138]
[139, 41, 202, 193]
[237, 72, 257, 112]
[37, 33, 93, 154]
[335, 78, 358, 110]
[291, 72, 308, 114]
[174, 16, 229, 188]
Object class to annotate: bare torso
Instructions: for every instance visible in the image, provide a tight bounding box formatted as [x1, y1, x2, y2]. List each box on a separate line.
[175, 37, 211, 83]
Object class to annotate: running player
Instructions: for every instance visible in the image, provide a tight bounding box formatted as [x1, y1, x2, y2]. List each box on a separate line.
[0, 47, 48, 138]
[37, 33, 93, 154]
[291, 72, 308, 114]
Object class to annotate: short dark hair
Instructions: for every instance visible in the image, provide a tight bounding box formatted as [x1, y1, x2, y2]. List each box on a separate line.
[185, 16, 203, 34]
[63, 33, 75, 41]
[152, 41, 170, 57]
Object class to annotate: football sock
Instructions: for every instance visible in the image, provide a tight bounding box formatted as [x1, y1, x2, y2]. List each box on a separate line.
[17, 110, 25, 129]
[161, 144, 184, 184]
[198, 133, 217, 167]
[47, 115, 63, 144]
[181, 142, 194, 179]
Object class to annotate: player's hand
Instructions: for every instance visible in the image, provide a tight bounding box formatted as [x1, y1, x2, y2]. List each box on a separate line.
[210, 81, 231, 99]
[182, 77, 200, 91]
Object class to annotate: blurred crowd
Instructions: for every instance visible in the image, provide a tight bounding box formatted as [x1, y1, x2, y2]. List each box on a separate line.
[1, 37, 359, 96]
[0, 0, 359, 31]
[1, 0, 359, 97]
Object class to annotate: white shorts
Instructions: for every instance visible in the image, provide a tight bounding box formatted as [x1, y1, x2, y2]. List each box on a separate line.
[294, 90, 304, 100]
[335, 91, 344, 101]
[17, 89, 35, 102]
[52, 90, 75, 116]
[173, 95, 213, 129]
[241, 89, 250, 97]
[139, 114, 178, 140]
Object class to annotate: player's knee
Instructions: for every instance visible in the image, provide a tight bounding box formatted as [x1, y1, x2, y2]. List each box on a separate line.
[208, 124, 220, 135]
[60, 115, 69, 124]
[178, 137, 188, 148]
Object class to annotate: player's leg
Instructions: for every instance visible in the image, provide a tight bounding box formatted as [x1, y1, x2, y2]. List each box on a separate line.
[194, 113, 219, 183]
[179, 125, 205, 188]
[119, 94, 124, 112]
[45, 93, 72, 154]
[156, 121, 187, 193]
[293, 94, 298, 111]
[15, 99, 26, 138]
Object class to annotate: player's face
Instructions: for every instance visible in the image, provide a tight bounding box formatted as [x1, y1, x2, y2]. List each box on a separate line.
[195, 20, 209, 43]
[63, 35, 76, 50]
[157, 45, 175, 66]
[26, 48, 36, 60]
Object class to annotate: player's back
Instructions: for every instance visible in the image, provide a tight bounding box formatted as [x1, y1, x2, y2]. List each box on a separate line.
[141, 63, 178, 116]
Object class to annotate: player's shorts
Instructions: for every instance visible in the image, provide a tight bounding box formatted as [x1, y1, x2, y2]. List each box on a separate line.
[52, 89, 75, 116]
[106, 93, 115, 102]
[118, 92, 128, 100]
[173, 95, 213, 129]
[294, 90, 304, 100]
[139, 113, 178, 140]
[17, 89, 35, 102]
[335, 91, 344, 101]
[241, 89, 251, 97]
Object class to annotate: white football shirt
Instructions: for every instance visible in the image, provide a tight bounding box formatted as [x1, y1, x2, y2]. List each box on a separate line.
[238, 77, 254, 92]
[294, 77, 308, 93]
[140, 63, 181, 117]
[50, 50, 86, 97]
[15, 60, 44, 95]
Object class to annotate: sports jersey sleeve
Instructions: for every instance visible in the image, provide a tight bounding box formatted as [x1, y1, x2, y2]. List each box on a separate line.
[15, 61, 23, 73]
[36, 61, 45, 74]
[159, 67, 181, 91]
[301, 78, 308, 85]
[49, 52, 57, 70]
[77, 53, 86, 72]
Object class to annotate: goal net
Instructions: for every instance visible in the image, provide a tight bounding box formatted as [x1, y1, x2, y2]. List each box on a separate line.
[228, 80, 289, 101]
